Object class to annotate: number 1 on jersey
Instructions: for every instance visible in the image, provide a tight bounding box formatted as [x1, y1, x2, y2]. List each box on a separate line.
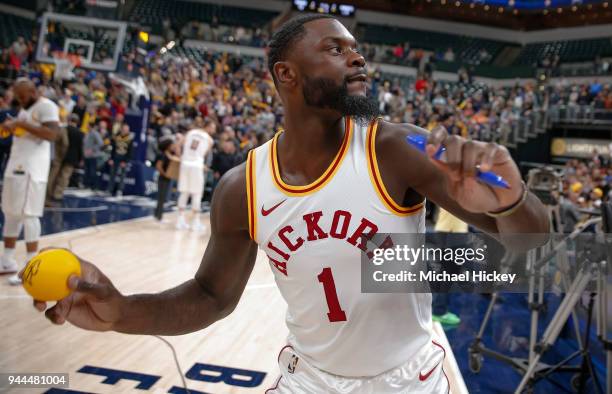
[317, 267, 347, 322]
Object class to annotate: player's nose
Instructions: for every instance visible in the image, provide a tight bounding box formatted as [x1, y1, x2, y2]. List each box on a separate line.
[348, 49, 366, 68]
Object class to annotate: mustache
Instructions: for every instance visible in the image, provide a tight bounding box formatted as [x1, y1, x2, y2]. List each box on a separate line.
[344, 69, 368, 83]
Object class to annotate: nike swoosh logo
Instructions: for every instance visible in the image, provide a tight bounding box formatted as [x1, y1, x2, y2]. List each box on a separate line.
[261, 199, 287, 217]
[418, 362, 440, 382]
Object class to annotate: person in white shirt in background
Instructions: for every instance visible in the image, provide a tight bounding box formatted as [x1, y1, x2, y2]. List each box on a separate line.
[176, 119, 215, 231]
[58, 89, 75, 119]
[0, 78, 60, 285]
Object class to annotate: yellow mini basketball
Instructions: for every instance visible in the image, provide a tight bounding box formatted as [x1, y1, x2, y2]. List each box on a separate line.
[12, 126, 26, 137]
[22, 249, 81, 301]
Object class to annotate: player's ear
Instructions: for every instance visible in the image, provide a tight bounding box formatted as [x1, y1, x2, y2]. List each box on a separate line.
[273, 62, 297, 88]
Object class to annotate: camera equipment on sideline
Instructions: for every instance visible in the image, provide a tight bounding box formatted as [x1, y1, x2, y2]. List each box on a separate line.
[526, 166, 563, 206]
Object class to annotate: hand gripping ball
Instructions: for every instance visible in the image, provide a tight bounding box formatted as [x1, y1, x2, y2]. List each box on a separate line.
[22, 249, 82, 301]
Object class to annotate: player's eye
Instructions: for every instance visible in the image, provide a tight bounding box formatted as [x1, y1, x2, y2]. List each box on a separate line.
[328, 46, 343, 54]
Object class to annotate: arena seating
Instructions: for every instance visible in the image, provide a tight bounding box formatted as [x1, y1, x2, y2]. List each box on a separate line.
[514, 37, 612, 66]
[126, 1, 609, 76]
[356, 23, 506, 65]
[0, 0, 36, 10]
[129, 0, 278, 31]
[169, 46, 241, 68]
[0, 12, 35, 49]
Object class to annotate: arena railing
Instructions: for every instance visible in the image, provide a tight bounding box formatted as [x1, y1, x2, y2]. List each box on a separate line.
[499, 105, 611, 149]
[548, 105, 612, 125]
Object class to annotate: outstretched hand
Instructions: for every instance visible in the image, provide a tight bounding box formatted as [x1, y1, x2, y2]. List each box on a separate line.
[21, 253, 123, 332]
[424, 126, 523, 214]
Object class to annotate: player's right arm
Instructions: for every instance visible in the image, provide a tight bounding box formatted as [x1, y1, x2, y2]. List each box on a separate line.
[31, 162, 258, 335]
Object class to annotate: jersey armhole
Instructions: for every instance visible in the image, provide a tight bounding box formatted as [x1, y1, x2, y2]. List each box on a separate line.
[246, 149, 258, 241]
[365, 118, 424, 217]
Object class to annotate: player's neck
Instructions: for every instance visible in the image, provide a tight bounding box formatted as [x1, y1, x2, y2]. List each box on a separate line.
[277, 114, 346, 183]
[281, 112, 344, 152]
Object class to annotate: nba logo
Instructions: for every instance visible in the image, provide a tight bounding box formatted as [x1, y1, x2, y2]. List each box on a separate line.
[287, 355, 299, 374]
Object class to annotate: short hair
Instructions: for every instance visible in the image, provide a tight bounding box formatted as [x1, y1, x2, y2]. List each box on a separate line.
[203, 118, 215, 128]
[69, 113, 80, 124]
[158, 136, 174, 152]
[14, 77, 34, 89]
[267, 14, 335, 83]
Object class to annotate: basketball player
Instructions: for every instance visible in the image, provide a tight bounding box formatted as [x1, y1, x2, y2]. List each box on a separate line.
[29, 16, 549, 393]
[176, 119, 215, 231]
[1, 78, 59, 285]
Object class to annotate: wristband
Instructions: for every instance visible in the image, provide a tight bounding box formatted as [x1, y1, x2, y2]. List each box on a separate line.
[486, 181, 528, 218]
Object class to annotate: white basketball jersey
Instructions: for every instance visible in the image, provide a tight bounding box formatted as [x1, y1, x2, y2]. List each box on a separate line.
[5, 96, 59, 182]
[181, 129, 213, 168]
[246, 117, 432, 377]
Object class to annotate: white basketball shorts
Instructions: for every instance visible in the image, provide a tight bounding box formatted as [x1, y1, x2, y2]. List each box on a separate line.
[1, 174, 46, 218]
[266, 339, 450, 394]
[178, 164, 204, 194]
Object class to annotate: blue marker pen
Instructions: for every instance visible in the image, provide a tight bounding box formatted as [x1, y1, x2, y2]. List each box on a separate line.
[406, 134, 510, 189]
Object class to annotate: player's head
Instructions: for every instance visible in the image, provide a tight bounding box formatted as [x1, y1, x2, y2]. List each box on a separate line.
[12, 78, 38, 109]
[158, 136, 174, 153]
[203, 119, 217, 135]
[69, 114, 80, 127]
[220, 133, 236, 154]
[223, 125, 236, 138]
[267, 15, 378, 122]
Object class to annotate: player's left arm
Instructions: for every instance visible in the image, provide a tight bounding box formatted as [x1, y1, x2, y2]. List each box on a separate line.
[376, 120, 549, 249]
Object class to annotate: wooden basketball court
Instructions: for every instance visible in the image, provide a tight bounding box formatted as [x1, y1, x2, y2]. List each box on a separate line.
[1, 213, 467, 393]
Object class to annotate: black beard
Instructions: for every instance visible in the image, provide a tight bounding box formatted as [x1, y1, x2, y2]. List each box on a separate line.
[22, 97, 36, 109]
[302, 76, 378, 124]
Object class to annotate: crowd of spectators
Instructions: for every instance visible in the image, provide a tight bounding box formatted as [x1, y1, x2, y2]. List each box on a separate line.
[359, 41, 493, 69]
[163, 17, 270, 48]
[0, 36, 282, 200]
[564, 151, 611, 200]
[557, 152, 612, 232]
[0, 33, 611, 214]
[373, 68, 612, 143]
